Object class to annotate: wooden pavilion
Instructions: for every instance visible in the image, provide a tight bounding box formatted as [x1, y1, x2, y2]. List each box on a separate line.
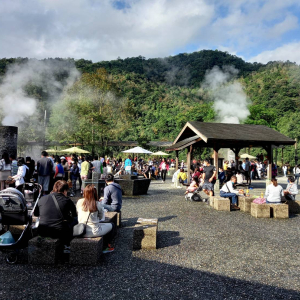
[166, 121, 295, 187]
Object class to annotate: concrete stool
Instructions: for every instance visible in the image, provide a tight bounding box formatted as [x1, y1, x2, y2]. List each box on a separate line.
[214, 196, 231, 211]
[209, 196, 214, 207]
[70, 237, 103, 265]
[104, 212, 118, 227]
[286, 200, 300, 214]
[117, 211, 122, 227]
[251, 203, 270, 218]
[28, 236, 60, 265]
[270, 203, 289, 219]
[133, 218, 158, 250]
[239, 196, 255, 213]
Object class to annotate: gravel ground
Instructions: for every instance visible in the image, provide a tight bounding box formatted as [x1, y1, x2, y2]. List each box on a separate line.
[0, 178, 300, 299]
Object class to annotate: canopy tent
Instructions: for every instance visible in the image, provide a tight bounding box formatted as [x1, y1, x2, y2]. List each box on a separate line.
[239, 153, 257, 159]
[122, 147, 152, 154]
[151, 151, 169, 156]
[61, 146, 90, 154]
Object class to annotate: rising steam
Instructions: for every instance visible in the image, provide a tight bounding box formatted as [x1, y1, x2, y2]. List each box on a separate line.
[201, 65, 250, 124]
[0, 59, 80, 126]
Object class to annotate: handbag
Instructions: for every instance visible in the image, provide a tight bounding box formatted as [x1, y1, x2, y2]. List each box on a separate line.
[73, 211, 91, 238]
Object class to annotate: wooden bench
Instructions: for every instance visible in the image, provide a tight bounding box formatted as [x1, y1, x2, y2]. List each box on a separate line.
[213, 196, 231, 211]
[238, 196, 255, 213]
[69, 237, 103, 265]
[251, 203, 289, 218]
[133, 218, 158, 250]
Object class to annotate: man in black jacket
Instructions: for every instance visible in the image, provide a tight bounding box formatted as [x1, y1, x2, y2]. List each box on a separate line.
[34, 180, 77, 255]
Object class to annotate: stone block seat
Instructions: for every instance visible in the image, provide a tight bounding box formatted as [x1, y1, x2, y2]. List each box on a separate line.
[213, 196, 231, 211]
[70, 237, 103, 265]
[238, 196, 255, 213]
[133, 218, 158, 250]
[28, 236, 60, 265]
[251, 203, 289, 219]
[270, 203, 289, 219]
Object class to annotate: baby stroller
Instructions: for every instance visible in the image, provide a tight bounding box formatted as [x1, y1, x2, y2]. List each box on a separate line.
[0, 183, 42, 264]
[185, 186, 204, 202]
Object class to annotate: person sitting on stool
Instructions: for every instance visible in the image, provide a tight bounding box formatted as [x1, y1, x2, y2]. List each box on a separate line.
[100, 173, 122, 212]
[220, 175, 243, 210]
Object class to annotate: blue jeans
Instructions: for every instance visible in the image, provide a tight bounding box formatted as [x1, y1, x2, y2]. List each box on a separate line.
[265, 200, 281, 204]
[220, 191, 238, 205]
[102, 204, 120, 212]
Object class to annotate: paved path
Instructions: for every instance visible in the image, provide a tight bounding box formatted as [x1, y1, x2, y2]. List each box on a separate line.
[0, 178, 300, 299]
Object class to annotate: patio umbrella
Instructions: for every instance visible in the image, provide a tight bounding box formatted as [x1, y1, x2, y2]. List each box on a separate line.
[239, 153, 257, 159]
[122, 146, 152, 154]
[45, 149, 59, 153]
[122, 146, 152, 162]
[61, 146, 90, 154]
[151, 151, 169, 156]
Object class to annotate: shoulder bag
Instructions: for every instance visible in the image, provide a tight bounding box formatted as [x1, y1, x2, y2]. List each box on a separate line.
[72, 208, 91, 238]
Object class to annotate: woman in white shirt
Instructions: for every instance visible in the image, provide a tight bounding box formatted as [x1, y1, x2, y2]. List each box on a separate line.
[264, 178, 284, 203]
[76, 184, 113, 238]
[12, 157, 29, 191]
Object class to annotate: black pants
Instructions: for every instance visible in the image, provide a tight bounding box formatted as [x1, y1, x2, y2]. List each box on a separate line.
[161, 170, 167, 182]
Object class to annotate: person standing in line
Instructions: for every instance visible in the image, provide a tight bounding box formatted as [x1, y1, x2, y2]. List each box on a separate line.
[244, 157, 251, 185]
[282, 164, 287, 177]
[124, 155, 132, 175]
[12, 157, 29, 193]
[69, 161, 80, 197]
[159, 158, 169, 183]
[80, 157, 90, 195]
[9, 154, 18, 177]
[92, 156, 103, 178]
[37, 151, 53, 195]
[293, 164, 300, 185]
[202, 159, 217, 197]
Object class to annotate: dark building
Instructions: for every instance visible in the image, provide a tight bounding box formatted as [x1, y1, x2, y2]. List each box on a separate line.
[0, 126, 18, 158]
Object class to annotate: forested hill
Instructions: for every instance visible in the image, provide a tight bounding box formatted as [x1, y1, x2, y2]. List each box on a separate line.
[75, 50, 263, 87]
[0, 51, 299, 162]
[0, 50, 262, 87]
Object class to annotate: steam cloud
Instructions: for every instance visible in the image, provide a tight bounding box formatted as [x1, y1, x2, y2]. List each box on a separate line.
[0, 59, 80, 126]
[201, 65, 250, 124]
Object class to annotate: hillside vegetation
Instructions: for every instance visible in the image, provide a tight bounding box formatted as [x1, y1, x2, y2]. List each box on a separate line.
[0, 51, 299, 162]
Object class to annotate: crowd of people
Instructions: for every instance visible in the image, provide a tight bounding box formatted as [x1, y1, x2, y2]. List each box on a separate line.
[0, 150, 124, 259]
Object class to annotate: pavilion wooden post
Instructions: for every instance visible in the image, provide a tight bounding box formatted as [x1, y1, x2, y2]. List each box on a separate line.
[175, 150, 179, 170]
[230, 147, 241, 172]
[213, 145, 220, 191]
[187, 146, 192, 184]
[266, 144, 273, 187]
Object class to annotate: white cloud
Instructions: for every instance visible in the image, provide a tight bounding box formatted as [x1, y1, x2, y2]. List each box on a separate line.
[0, 0, 299, 61]
[249, 42, 300, 64]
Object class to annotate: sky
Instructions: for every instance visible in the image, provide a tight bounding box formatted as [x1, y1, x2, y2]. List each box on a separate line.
[1, 0, 300, 64]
